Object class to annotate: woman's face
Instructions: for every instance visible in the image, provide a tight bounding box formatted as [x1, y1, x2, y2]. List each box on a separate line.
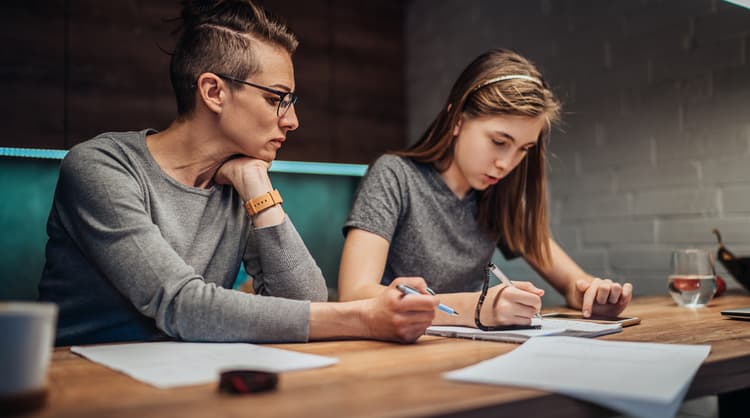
[220, 41, 299, 162]
[449, 113, 545, 194]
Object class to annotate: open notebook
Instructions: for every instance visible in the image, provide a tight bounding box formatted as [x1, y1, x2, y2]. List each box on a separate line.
[426, 318, 622, 343]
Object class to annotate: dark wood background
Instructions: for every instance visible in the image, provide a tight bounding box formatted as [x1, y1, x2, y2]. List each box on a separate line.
[1, 0, 405, 163]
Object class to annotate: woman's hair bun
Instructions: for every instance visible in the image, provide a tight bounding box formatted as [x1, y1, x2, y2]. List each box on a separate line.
[181, 0, 226, 27]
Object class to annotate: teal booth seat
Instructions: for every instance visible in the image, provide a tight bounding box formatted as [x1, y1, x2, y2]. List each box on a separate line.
[0, 147, 366, 301]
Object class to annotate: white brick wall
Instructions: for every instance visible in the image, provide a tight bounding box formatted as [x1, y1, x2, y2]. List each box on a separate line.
[407, 0, 750, 300]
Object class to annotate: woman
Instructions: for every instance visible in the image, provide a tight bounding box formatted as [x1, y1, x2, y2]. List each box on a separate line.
[338, 49, 632, 328]
[39, 0, 437, 345]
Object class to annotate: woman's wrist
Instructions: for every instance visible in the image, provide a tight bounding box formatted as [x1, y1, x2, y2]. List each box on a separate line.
[309, 301, 369, 340]
[229, 164, 284, 226]
[237, 166, 274, 202]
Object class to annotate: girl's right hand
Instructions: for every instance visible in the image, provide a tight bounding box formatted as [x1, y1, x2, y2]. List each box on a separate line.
[479, 282, 544, 326]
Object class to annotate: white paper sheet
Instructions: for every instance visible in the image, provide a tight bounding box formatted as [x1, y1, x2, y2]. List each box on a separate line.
[71, 342, 338, 389]
[427, 318, 622, 343]
[445, 337, 710, 418]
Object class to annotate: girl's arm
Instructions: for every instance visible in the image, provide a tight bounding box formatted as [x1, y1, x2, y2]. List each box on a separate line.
[338, 229, 390, 300]
[338, 228, 543, 328]
[527, 239, 633, 317]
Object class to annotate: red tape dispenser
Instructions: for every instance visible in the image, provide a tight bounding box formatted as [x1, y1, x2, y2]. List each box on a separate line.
[218, 370, 278, 395]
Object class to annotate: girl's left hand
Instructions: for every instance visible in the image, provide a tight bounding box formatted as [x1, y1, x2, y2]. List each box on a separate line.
[575, 278, 633, 318]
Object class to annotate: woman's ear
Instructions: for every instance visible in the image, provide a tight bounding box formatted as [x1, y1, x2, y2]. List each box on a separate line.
[196, 73, 225, 114]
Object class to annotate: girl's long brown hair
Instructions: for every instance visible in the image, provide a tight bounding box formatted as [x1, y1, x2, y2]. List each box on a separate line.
[396, 49, 561, 268]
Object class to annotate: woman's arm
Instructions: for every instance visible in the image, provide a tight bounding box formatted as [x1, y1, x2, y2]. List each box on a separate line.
[217, 157, 328, 302]
[311, 277, 437, 343]
[527, 238, 633, 317]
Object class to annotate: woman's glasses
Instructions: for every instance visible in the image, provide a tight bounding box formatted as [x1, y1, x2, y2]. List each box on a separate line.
[215, 74, 298, 117]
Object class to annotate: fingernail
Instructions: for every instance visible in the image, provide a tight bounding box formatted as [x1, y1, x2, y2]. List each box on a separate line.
[583, 310, 590, 317]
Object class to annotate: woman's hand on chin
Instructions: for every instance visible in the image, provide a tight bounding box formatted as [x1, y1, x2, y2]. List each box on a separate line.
[215, 157, 273, 199]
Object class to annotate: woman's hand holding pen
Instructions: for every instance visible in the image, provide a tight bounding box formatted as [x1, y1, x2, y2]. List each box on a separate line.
[481, 282, 544, 326]
[362, 277, 438, 343]
[574, 277, 633, 318]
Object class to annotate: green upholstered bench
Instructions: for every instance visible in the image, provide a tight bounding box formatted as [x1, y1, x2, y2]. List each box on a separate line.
[0, 147, 366, 301]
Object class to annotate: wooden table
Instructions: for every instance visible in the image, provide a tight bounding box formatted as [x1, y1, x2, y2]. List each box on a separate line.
[20, 293, 750, 418]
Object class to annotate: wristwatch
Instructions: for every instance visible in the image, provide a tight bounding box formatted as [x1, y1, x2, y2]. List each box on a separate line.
[244, 189, 283, 216]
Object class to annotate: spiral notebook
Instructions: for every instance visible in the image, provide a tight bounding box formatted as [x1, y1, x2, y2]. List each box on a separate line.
[426, 318, 622, 343]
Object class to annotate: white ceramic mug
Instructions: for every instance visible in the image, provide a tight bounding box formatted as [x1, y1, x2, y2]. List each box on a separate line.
[0, 302, 58, 397]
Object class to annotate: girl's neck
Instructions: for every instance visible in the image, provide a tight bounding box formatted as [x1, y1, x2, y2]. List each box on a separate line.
[439, 161, 472, 198]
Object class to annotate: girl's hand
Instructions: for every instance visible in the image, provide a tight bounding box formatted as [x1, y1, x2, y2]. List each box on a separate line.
[575, 278, 633, 318]
[480, 282, 544, 326]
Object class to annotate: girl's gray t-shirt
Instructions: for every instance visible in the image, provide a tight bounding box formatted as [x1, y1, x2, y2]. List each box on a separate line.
[344, 154, 506, 293]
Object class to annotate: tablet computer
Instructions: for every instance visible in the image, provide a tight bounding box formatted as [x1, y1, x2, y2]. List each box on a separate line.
[542, 312, 641, 327]
[721, 307, 750, 320]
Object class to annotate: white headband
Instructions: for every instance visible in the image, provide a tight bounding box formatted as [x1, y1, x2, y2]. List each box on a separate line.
[472, 74, 543, 91]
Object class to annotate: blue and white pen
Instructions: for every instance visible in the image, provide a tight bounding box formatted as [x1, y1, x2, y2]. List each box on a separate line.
[396, 284, 459, 316]
[488, 263, 542, 320]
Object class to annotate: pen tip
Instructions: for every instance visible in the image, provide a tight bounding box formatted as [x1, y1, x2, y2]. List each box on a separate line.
[452, 311, 460, 316]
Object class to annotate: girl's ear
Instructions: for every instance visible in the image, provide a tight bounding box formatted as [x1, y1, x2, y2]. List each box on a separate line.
[452, 116, 463, 136]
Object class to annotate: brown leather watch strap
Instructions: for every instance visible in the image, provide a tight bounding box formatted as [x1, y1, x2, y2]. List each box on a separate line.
[244, 189, 283, 216]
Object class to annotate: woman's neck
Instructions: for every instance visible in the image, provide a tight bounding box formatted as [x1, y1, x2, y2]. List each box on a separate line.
[146, 119, 231, 189]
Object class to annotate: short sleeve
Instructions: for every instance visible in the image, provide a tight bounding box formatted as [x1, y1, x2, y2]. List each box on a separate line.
[343, 155, 408, 242]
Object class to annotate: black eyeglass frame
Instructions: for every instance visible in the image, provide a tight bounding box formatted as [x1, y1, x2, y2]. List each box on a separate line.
[474, 264, 542, 331]
[215, 73, 298, 117]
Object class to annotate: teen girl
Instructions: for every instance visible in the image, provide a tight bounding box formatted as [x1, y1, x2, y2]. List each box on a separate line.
[338, 49, 632, 327]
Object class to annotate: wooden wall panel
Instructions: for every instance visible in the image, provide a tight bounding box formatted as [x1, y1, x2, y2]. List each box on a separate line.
[66, 0, 175, 145]
[1, 1, 65, 149]
[0, 0, 406, 164]
[269, 0, 406, 163]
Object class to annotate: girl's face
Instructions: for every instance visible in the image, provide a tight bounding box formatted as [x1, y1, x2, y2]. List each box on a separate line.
[220, 41, 299, 162]
[446, 113, 545, 195]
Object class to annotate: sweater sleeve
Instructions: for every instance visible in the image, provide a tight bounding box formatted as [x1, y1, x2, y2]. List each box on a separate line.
[53, 142, 321, 343]
[244, 218, 328, 302]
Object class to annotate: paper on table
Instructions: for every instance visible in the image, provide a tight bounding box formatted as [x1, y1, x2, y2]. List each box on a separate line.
[444, 336, 711, 418]
[427, 317, 622, 343]
[71, 342, 338, 389]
